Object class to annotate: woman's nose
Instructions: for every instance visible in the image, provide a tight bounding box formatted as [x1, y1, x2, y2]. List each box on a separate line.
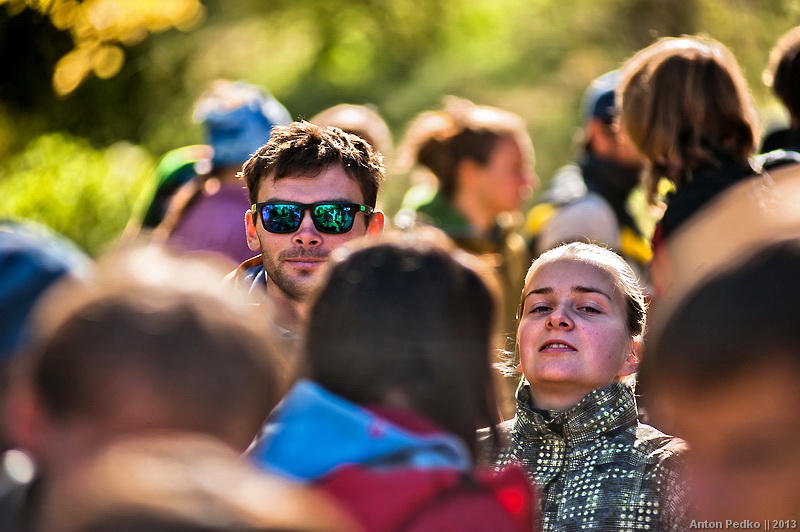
[546, 306, 573, 330]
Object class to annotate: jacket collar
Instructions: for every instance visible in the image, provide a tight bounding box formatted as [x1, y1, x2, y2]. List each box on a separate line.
[513, 381, 638, 444]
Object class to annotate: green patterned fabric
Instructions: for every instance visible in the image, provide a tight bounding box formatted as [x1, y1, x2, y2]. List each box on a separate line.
[482, 382, 688, 531]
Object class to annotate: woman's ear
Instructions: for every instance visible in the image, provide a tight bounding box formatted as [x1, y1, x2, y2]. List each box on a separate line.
[458, 159, 483, 191]
[618, 338, 641, 377]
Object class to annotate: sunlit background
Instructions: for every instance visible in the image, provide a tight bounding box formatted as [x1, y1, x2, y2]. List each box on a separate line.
[1, 0, 798, 255]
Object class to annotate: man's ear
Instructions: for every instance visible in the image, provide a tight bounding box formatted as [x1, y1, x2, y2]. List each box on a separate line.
[366, 211, 385, 236]
[586, 119, 614, 155]
[618, 338, 642, 377]
[245, 210, 261, 252]
[4, 379, 48, 459]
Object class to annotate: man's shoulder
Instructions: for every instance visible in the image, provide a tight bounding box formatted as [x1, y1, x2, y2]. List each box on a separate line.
[225, 255, 265, 284]
[544, 164, 589, 204]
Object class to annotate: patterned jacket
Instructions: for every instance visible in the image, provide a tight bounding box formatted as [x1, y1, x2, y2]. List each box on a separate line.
[480, 382, 688, 531]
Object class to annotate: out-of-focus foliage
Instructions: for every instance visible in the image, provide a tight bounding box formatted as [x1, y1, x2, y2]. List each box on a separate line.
[0, 0, 204, 96]
[0, 134, 152, 255]
[1, 0, 800, 250]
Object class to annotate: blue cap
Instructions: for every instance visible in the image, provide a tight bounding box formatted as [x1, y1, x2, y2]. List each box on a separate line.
[193, 81, 292, 168]
[0, 220, 91, 361]
[581, 70, 621, 124]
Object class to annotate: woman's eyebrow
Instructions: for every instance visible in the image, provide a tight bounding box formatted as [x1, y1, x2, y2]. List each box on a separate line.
[524, 285, 613, 302]
[524, 287, 552, 299]
[573, 285, 613, 301]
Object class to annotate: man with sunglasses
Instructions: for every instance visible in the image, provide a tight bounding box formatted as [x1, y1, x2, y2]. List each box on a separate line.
[231, 121, 385, 358]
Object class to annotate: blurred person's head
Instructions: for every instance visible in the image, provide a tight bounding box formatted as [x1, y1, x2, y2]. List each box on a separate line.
[194, 79, 291, 171]
[641, 238, 800, 523]
[62, 434, 357, 532]
[0, 221, 90, 453]
[581, 70, 643, 171]
[310, 103, 393, 162]
[6, 244, 285, 475]
[303, 231, 502, 458]
[0, 221, 90, 365]
[400, 97, 536, 226]
[241, 121, 385, 305]
[515, 242, 645, 410]
[619, 35, 759, 204]
[764, 26, 800, 127]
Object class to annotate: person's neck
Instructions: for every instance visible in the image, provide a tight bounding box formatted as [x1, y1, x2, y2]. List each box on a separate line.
[265, 284, 308, 336]
[529, 385, 589, 412]
[451, 189, 496, 235]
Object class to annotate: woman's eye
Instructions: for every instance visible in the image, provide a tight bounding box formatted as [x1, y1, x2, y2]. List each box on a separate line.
[529, 305, 550, 313]
[579, 306, 601, 314]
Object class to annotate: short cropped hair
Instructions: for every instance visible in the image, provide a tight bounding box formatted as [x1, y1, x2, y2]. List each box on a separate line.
[764, 26, 800, 123]
[18, 245, 285, 451]
[310, 103, 394, 160]
[304, 233, 501, 458]
[620, 35, 759, 204]
[643, 238, 800, 390]
[239, 121, 384, 207]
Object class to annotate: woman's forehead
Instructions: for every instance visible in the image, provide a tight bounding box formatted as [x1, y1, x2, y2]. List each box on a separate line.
[524, 258, 623, 300]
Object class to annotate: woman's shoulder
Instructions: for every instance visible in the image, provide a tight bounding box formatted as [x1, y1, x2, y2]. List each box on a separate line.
[635, 422, 688, 458]
[633, 422, 689, 481]
[476, 419, 515, 466]
[477, 419, 515, 439]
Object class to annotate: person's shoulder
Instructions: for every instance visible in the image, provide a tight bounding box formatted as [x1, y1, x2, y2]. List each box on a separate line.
[476, 419, 515, 467]
[407, 465, 534, 532]
[476, 419, 514, 447]
[755, 149, 800, 171]
[761, 127, 798, 154]
[225, 255, 264, 283]
[545, 163, 588, 204]
[0, 472, 39, 532]
[556, 191, 615, 218]
[635, 423, 691, 529]
[635, 422, 688, 464]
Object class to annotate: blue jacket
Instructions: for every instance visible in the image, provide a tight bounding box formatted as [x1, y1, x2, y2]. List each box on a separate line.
[249, 379, 471, 482]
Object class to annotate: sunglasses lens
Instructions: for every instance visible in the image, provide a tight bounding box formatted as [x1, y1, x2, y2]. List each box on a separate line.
[313, 204, 356, 234]
[262, 204, 302, 233]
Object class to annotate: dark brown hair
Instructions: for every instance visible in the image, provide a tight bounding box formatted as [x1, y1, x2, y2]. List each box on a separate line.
[764, 26, 800, 123]
[304, 234, 501, 458]
[239, 121, 384, 207]
[19, 246, 285, 451]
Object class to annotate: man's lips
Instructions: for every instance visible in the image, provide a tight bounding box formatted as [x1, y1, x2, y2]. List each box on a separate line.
[284, 257, 327, 266]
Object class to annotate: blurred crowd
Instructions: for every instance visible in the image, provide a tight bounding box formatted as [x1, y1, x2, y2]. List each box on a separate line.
[2, 28, 800, 532]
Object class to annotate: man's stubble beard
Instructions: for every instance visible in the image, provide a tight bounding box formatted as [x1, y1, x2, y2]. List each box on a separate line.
[262, 247, 328, 302]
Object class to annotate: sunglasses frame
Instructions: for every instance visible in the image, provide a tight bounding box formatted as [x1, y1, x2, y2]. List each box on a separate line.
[251, 201, 375, 234]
